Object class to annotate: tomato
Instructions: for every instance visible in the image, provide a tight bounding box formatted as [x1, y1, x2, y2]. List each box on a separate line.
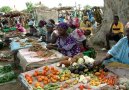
[42, 71, 47, 76]
[79, 85, 85, 90]
[51, 66, 55, 71]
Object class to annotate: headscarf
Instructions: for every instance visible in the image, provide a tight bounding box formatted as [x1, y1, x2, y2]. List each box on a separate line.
[57, 22, 69, 30]
[39, 20, 46, 27]
[125, 22, 129, 29]
[46, 23, 54, 28]
[28, 20, 34, 26]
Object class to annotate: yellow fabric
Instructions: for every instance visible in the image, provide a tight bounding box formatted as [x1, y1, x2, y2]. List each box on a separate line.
[83, 16, 88, 20]
[112, 22, 124, 34]
[80, 21, 93, 31]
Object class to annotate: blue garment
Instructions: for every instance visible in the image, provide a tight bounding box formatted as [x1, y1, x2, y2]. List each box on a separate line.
[104, 37, 129, 65]
[58, 18, 64, 23]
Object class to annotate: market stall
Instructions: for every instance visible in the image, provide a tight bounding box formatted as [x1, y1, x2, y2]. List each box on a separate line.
[18, 62, 121, 90]
[17, 43, 63, 71]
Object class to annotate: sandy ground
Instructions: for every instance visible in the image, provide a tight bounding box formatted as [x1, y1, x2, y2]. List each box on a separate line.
[0, 46, 107, 90]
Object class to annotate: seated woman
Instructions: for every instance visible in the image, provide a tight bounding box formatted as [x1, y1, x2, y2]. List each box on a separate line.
[46, 23, 58, 44]
[16, 23, 26, 34]
[27, 21, 37, 36]
[47, 22, 81, 57]
[94, 23, 129, 66]
[71, 28, 91, 51]
[37, 20, 46, 41]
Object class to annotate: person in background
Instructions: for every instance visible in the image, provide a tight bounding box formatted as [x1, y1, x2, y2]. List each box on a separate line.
[16, 23, 26, 34]
[2, 19, 9, 29]
[48, 19, 55, 25]
[46, 23, 58, 44]
[28, 20, 37, 36]
[106, 16, 124, 50]
[37, 20, 47, 41]
[80, 16, 93, 34]
[47, 23, 80, 57]
[94, 22, 129, 67]
[71, 28, 86, 51]
[73, 14, 80, 28]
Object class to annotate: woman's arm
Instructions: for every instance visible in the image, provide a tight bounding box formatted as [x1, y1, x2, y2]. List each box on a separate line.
[94, 53, 113, 66]
[102, 53, 113, 61]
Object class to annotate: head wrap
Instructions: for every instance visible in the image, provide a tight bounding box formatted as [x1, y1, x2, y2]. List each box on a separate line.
[57, 22, 69, 30]
[39, 20, 46, 27]
[28, 21, 34, 26]
[46, 23, 54, 28]
[125, 22, 129, 29]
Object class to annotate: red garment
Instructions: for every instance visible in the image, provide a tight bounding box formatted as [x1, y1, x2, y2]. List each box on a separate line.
[73, 17, 80, 28]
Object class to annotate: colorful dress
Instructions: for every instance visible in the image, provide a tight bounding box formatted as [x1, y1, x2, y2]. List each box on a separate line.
[56, 35, 81, 57]
[103, 36, 129, 65]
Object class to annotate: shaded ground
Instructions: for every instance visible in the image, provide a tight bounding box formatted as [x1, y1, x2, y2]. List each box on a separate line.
[0, 46, 107, 90]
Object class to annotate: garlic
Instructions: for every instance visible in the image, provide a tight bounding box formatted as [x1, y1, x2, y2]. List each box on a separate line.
[56, 63, 60, 67]
[62, 64, 65, 68]
[72, 62, 77, 66]
[68, 58, 72, 61]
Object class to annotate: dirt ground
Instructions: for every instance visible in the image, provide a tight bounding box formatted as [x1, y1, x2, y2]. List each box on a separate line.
[0, 46, 107, 90]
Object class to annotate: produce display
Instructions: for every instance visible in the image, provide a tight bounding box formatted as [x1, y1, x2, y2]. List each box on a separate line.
[0, 52, 12, 61]
[57, 53, 95, 68]
[29, 44, 57, 58]
[20, 62, 120, 90]
[0, 64, 16, 84]
[36, 51, 55, 58]
[29, 44, 46, 52]
[114, 78, 129, 90]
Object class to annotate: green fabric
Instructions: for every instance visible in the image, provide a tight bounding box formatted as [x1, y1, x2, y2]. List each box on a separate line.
[10, 27, 16, 31]
[83, 48, 96, 59]
[67, 27, 73, 34]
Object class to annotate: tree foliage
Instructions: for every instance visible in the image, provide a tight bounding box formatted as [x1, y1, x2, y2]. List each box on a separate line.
[26, 2, 34, 13]
[84, 5, 92, 10]
[0, 6, 12, 13]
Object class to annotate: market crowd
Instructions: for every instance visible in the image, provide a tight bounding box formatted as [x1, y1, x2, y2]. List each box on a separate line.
[0, 14, 129, 67]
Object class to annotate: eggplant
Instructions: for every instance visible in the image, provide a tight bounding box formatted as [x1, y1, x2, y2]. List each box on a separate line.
[69, 67, 76, 73]
[79, 71, 84, 75]
[74, 70, 79, 74]
[78, 65, 86, 71]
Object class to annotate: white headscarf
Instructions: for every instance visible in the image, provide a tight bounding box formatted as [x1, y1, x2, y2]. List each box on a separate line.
[125, 22, 129, 28]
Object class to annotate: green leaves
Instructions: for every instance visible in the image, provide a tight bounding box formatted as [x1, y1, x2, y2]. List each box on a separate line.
[0, 6, 12, 13]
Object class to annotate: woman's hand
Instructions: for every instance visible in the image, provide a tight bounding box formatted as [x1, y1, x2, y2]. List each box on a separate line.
[46, 45, 55, 49]
[93, 60, 103, 67]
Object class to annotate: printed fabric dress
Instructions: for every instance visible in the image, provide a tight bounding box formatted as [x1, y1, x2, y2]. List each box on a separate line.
[56, 35, 81, 57]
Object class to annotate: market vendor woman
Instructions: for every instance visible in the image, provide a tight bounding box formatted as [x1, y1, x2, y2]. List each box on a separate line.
[94, 23, 129, 66]
[47, 22, 81, 57]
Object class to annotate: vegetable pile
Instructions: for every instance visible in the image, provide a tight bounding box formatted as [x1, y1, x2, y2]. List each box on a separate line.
[24, 66, 74, 89]
[0, 64, 16, 84]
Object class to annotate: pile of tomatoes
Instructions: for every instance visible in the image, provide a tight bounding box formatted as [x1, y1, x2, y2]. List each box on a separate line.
[25, 66, 61, 88]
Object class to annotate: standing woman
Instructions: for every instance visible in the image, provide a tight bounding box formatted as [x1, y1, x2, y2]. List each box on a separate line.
[47, 23, 81, 57]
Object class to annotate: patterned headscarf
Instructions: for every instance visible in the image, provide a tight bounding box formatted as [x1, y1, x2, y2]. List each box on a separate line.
[57, 22, 69, 30]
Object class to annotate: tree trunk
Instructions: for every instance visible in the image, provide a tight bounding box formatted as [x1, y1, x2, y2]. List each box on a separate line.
[92, 0, 129, 46]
